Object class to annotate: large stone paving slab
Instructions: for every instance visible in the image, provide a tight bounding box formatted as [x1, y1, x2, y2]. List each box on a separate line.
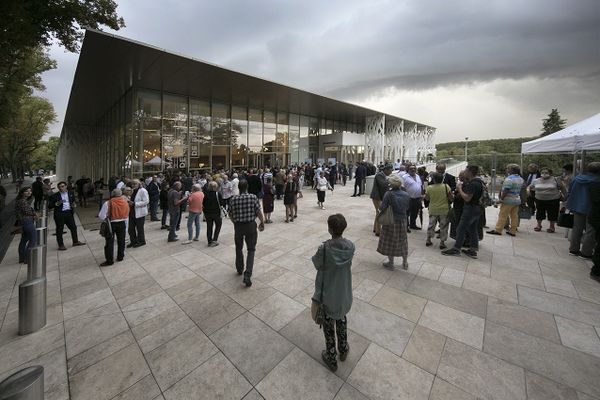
[484, 321, 600, 398]
[210, 312, 294, 385]
[438, 338, 527, 400]
[348, 343, 434, 400]
[256, 347, 343, 400]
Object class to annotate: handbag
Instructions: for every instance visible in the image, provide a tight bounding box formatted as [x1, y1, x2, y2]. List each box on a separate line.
[217, 195, 228, 219]
[518, 205, 533, 220]
[377, 205, 395, 226]
[99, 201, 113, 238]
[311, 245, 327, 327]
[557, 211, 574, 228]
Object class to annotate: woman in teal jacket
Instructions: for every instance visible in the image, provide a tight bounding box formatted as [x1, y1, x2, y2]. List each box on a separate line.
[312, 213, 355, 372]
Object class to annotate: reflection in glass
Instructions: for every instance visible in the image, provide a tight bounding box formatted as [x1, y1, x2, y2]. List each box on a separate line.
[289, 113, 300, 164]
[231, 106, 248, 167]
[248, 108, 262, 168]
[309, 117, 319, 163]
[263, 111, 276, 152]
[134, 90, 161, 175]
[212, 146, 230, 170]
[299, 115, 309, 163]
[212, 103, 230, 146]
[190, 100, 211, 169]
[163, 94, 188, 171]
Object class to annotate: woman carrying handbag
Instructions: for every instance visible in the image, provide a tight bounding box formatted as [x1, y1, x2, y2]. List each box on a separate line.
[311, 214, 355, 372]
[377, 174, 410, 269]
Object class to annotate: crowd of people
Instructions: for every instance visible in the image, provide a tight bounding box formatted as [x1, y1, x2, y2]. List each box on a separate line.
[9, 157, 600, 373]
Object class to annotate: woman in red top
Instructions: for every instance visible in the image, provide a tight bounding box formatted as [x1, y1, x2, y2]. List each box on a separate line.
[183, 184, 204, 244]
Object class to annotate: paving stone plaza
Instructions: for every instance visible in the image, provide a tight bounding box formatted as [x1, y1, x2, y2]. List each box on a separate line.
[1, 183, 599, 400]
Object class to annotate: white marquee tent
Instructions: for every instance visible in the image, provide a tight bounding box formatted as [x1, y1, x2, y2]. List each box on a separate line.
[521, 112, 600, 154]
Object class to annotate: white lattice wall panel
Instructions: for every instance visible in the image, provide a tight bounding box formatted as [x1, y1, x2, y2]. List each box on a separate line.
[365, 114, 385, 164]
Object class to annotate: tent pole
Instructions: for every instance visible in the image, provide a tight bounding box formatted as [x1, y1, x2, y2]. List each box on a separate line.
[581, 150, 586, 173]
[573, 152, 578, 175]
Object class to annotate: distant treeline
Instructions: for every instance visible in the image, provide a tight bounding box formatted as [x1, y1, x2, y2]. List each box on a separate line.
[436, 137, 600, 175]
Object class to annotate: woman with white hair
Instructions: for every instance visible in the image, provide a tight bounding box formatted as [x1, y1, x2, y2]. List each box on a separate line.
[127, 179, 149, 248]
[231, 173, 240, 196]
[377, 174, 410, 269]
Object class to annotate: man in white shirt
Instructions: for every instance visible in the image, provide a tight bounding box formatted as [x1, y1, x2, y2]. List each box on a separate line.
[402, 165, 423, 230]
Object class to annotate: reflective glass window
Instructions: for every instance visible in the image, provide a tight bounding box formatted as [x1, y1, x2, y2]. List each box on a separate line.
[289, 113, 300, 164]
[231, 106, 248, 167]
[211, 146, 230, 170]
[190, 99, 211, 169]
[134, 90, 161, 175]
[263, 111, 276, 152]
[163, 94, 188, 171]
[248, 108, 262, 151]
[212, 103, 230, 146]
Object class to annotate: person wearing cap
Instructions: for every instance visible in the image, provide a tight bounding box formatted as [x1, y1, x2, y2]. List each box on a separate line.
[98, 189, 129, 266]
[370, 164, 393, 236]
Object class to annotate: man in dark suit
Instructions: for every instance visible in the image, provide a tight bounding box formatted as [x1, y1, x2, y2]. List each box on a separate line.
[352, 162, 367, 196]
[48, 181, 86, 250]
[147, 175, 160, 221]
[246, 169, 262, 198]
[432, 163, 456, 193]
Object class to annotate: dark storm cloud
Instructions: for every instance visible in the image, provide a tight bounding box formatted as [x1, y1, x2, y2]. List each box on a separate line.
[44, 0, 599, 137]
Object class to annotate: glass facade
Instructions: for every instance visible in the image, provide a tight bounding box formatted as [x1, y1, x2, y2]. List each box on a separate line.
[89, 88, 368, 179]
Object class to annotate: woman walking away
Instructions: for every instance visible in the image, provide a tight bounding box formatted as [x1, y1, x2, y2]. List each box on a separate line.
[377, 174, 410, 269]
[529, 167, 564, 233]
[183, 184, 204, 244]
[284, 174, 297, 222]
[159, 182, 170, 229]
[316, 170, 333, 210]
[16, 187, 37, 264]
[425, 172, 453, 249]
[203, 181, 223, 247]
[311, 214, 355, 372]
[262, 177, 275, 223]
[98, 189, 129, 266]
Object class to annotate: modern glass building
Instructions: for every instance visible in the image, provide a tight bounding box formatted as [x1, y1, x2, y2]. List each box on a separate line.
[57, 30, 436, 179]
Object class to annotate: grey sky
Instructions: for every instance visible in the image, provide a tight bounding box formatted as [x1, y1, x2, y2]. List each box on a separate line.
[41, 0, 600, 143]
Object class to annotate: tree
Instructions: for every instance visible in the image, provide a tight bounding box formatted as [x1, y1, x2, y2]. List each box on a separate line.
[0, 0, 125, 128]
[541, 108, 567, 137]
[0, 96, 56, 180]
[30, 137, 60, 173]
[0, 46, 56, 129]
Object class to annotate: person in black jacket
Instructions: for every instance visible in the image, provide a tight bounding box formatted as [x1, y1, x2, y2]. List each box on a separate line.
[586, 162, 600, 282]
[203, 181, 223, 246]
[246, 170, 262, 198]
[47, 181, 85, 250]
[432, 163, 456, 193]
[147, 175, 160, 221]
[159, 182, 170, 229]
[370, 164, 392, 235]
[31, 176, 44, 211]
[352, 162, 367, 197]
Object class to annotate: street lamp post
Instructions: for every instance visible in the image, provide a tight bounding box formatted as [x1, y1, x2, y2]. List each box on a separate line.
[465, 137, 469, 163]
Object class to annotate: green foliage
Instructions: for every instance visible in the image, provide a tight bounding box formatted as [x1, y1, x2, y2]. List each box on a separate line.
[0, 0, 125, 129]
[0, 46, 56, 129]
[0, 96, 57, 180]
[30, 137, 60, 172]
[541, 108, 567, 137]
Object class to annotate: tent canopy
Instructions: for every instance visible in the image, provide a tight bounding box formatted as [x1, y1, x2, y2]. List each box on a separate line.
[521, 112, 600, 154]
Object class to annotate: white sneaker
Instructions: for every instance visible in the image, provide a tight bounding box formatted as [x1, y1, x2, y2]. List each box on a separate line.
[193, 238, 199, 241]
[321, 206, 326, 210]
[182, 240, 192, 245]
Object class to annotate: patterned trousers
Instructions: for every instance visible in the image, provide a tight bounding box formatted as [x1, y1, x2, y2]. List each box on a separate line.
[322, 315, 349, 365]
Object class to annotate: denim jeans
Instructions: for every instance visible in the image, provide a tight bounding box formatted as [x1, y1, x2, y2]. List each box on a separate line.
[187, 212, 201, 240]
[19, 219, 37, 262]
[453, 204, 480, 250]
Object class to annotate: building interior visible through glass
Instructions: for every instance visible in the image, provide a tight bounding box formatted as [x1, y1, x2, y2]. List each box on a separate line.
[122, 88, 367, 175]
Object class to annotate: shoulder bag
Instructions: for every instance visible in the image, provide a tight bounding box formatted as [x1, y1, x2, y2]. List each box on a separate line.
[217, 194, 228, 219]
[518, 204, 533, 220]
[99, 201, 113, 238]
[377, 204, 395, 226]
[311, 245, 327, 327]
